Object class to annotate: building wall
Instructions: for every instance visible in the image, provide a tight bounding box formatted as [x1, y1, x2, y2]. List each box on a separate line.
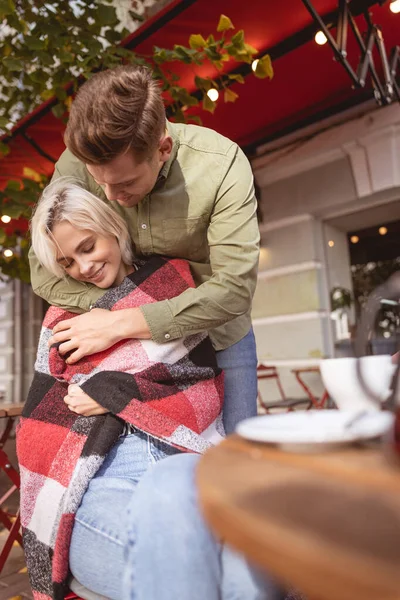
[0, 279, 42, 405]
[252, 103, 400, 402]
[0, 279, 14, 403]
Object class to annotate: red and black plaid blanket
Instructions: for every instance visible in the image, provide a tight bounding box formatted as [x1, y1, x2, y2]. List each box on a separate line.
[17, 256, 224, 600]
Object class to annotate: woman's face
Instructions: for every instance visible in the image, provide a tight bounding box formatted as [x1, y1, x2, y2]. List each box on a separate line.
[52, 221, 128, 288]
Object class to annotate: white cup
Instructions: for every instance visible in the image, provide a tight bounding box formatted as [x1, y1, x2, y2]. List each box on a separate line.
[320, 355, 396, 412]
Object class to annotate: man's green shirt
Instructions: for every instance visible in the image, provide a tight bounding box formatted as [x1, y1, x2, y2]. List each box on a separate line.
[29, 122, 260, 351]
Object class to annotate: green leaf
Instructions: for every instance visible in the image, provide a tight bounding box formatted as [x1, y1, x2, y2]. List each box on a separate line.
[86, 39, 103, 55]
[0, 0, 15, 19]
[244, 43, 258, 56]
[6, 180, 21, 191]
[24, 36, 46, 51]
[188, 114, 202, 126]
[254, 54, 274, 80]
[55, 88, 67, 101]
[231, 30, 244, 47]
[0, 142, 9, 156]
[194, 75, 213, 92]
[170, 87, 198, 107]
[189, 34, 206, 50]
[29, 70, 48, 84]
[96, 4, 118, 26]
[40, 19, 63, 37]
[51, 103, 65, 118]
[204, 46, 221, 62]
[172, 108, 186, 123]
[5, 11, 24, 33]
[2, 204, 22, 218]
[0, 116, 9, 128]
[217, 15, 234, 32]
[40, 88, 55, 101]
[58, 48, 74, 63]
[224, 88, 239, 103]
[37, 51, 54, 66]
[202, 94, 217, 114]
[173, 45, 197, 64]
[228, 73, 245, 84]
[2, 57, 24, 71]
[128, 10, 144, 22]
[105, 29, 122, 44]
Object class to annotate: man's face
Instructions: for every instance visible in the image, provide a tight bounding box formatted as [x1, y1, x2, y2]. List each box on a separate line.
[86, 136, 172, 208]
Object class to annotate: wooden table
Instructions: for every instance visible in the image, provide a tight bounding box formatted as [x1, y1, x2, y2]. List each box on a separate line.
[198, 436, 400, 600]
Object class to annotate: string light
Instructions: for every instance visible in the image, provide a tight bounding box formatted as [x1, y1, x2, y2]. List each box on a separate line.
[3, 249, 13, 258]
[390, 0, 400, 14]
[0, 215, 11, 224]
[379, 226, 388, 235]
[315, 31, 328, 45]
[207, 88, 219, 102]
[328, 240, 335, 248]
[251, 59, 259, 72]
[350, 235, 359, 244]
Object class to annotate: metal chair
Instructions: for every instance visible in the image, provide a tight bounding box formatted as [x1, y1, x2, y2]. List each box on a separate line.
[257, 365, 311, 413]
[0, 404, 24, 574]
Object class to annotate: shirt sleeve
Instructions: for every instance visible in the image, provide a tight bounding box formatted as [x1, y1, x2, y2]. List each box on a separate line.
[29, 151, 107, 312]
[141, 144, 260, 344]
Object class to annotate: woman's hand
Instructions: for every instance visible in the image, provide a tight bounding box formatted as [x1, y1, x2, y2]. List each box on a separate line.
[64, 384, 109, 416]
[48, 307, 150, 364]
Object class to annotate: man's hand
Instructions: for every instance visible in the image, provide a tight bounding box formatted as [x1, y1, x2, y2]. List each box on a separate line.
[64, 384, 109, 417]
[48, 307, 151, 364]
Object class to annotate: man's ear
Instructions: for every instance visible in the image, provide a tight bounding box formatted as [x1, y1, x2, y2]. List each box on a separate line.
[159, 135, 173, 163]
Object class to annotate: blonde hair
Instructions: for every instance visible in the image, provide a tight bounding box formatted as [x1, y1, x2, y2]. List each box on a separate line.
[31, 178, 134, 279]
[65, 65, 166, 165]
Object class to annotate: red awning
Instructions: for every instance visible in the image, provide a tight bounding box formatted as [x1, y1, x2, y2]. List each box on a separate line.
[0, 0, 398, 192]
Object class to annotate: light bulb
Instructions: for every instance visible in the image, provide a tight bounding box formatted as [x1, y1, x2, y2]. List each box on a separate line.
[315, 31, 328, 45]
[328, 240, 335, 248]
[379, 226, 388, 235]
[350, 235, 359, 244]
[3, 249, 13, 258]
[390, 0, 400, 14]
[0, 215, 11, 224]
[207, 88, 219, 102]
[251, 59, 259, 72]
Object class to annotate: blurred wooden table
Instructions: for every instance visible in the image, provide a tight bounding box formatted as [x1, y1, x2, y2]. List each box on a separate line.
[197, 436, 400, 600]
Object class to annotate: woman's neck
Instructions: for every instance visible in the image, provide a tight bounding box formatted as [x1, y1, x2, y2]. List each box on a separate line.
[114, 262, 135, 286]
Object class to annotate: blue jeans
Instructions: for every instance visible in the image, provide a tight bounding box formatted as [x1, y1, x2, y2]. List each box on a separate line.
[216, 327, 258, 434]
[69, 433, 281, 600]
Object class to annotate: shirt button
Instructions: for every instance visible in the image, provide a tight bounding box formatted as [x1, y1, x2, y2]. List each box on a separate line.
[141, 223, 147, 230]
[165, 333, 171, 340]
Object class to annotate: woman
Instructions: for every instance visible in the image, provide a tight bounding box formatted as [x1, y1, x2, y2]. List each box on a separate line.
[18, 180, 281, 600]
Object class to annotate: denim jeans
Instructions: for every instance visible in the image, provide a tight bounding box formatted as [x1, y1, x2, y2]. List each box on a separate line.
[216, 327, 258, 434]
[69, 432, 281, 600]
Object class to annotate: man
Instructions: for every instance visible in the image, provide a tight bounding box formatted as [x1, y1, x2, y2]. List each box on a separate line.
[29, 64, 260, 434]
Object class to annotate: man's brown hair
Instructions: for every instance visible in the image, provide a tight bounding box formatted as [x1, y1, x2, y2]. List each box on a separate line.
[64, 65, 166, 165]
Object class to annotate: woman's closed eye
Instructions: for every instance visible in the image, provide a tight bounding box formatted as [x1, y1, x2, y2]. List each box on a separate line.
[82, 244, 95, 253]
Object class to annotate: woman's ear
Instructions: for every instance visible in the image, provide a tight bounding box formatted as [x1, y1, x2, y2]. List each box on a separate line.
[159, 135, 173, 164]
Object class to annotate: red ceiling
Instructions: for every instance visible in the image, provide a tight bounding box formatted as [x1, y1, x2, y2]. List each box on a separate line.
[0, 0, 399, 192]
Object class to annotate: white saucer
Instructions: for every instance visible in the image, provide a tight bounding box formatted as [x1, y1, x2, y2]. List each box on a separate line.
[236, 410, 394, 452]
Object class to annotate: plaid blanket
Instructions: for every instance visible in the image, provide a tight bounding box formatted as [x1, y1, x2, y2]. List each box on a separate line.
[17, 256, 224, 600]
